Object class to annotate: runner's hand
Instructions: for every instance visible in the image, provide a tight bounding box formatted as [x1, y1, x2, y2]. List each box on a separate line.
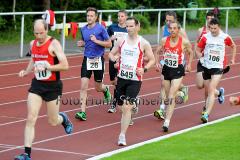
[185, 64, 191, 72]
[114, 57, 119, 69]
[230, 59, 235, 65]
[155, 63, 161, 72]
[77, 40, 84, 47]
[90, 34, 97, 42]
[34, 61, 49, 73]
[136, 67, 144, 76]
[19, 70, 27, 77]
[229, 96, 239, 106]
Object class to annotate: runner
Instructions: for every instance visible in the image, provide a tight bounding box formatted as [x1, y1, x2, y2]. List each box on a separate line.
[154, 11, 190, 120]
[75, 7, 112, 121]
[108, 17, 155, 145]
[107, 10, 128, 113]
[196, 18, 236, 123]
[195, 11, 226, 114]
[156, 21, 193, 132]
[15, 19, 73, 160]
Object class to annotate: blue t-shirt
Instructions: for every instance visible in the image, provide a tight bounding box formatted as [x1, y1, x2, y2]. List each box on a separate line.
[107, 23, 127, 50]
[163, 24, 170, 37]
[81, 23, 110, 58]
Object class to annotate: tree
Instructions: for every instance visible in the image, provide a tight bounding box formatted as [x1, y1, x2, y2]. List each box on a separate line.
[43, 0, 50, 10]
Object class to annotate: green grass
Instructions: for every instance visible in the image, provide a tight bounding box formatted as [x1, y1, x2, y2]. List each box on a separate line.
[102, 116, 240, 160]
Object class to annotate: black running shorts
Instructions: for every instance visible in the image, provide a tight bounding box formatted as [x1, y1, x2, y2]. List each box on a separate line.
[109, 59, 118, 81]
[28, 78, 62, 102]
[116, 77, 142, 106]
[197, 60, 204, 73]
[162, 64, 185, 81]
[202, 67, 223, 80]
[81, 56, 105, 82]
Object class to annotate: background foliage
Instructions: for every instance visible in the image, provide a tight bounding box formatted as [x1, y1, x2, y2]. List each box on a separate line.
[0, 0, 239, 44]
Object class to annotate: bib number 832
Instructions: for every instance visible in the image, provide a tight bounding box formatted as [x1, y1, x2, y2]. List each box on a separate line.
[165, 59, 177, 67]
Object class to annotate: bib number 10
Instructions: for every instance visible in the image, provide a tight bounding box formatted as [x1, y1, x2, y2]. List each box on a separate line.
[120, 70, 133, 79]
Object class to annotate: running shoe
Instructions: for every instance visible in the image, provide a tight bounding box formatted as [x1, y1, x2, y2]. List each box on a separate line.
[108, 98, 117, 113]
[181, 86, 189, 103]
[201, 106, 206, 115]
[107, 106, 117, 113]
[118, 134, 127, 146]
[175, 91, 184, 104]
[59, 112, 73, 134]
[201, 112, 209, 123]
[104, 86, 112, 104]
[129, 118, 134, 126]
[75, 111, 87, 121]
[131, 98, 139, 115]
[14, 153, 31, 160]
[162, 121, 169, 132]
[218, 87, 225, 104]
[154, 108, 165, 120]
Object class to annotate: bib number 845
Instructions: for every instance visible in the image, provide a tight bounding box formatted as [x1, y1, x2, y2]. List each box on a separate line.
[120, 70, 133, 79]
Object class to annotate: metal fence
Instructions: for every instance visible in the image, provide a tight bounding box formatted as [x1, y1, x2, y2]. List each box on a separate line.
[0, 7, 240, 59]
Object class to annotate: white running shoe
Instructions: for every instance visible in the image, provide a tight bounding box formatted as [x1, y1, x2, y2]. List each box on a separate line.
[118, 134, 127, 146]
[107, 107, 117, 113]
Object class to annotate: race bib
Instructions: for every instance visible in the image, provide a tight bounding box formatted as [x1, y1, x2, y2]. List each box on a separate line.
[119, 64, 135, 80]
[208, 49, 220, 63]
[113, 32, 127, 45]
[34, 61, 52, 80]
[87, 57, 102, 70]
[114, 32, 127, 39]
[164, 53, 178, 68]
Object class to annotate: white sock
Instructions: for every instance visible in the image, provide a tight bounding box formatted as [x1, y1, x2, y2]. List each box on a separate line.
[160, 104, 165, 110]
[164, 119, 170, 126]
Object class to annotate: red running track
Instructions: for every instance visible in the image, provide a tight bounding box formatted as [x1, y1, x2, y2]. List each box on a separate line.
[0, 39, 240, 160]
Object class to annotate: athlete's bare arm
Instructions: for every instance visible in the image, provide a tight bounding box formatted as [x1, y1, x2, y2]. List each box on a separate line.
[194, 27, 203, 57]
[108, 38, 122, 62]
[136, 39, 155, 76]
[183, 38, 193, 72]
[154, 37, 166, 72]
[19, 41, 35, 77]
[143, 39, 155, 70]
[48, 39, 69, 71]
[228, 37, 237, 65]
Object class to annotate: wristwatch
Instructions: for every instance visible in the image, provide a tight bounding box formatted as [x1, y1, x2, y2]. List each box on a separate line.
[144, 67, 148, 73]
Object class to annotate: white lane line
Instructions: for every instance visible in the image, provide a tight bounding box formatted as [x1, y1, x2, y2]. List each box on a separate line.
[0, 143, 95, 157]
[1, 73, 239, 107]
[1, 53, 240, 90]
[0, 64, 81, 77]
[1, 91, 240, 154]
[0, 75, 161, 106]
[87, 113, 240, 160]
[0, 54, 84, 66]
[0, 115, 24, 120]
[0, 47, 239, 77]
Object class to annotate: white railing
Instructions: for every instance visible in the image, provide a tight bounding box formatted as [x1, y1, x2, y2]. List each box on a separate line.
[0, 7, 240, 58]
